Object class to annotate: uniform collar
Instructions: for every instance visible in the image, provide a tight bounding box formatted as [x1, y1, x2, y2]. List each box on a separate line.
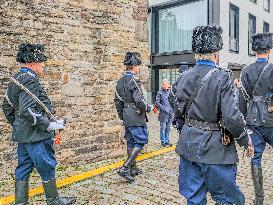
[124, 71, 134, 76]
[20, 67, 37, 78]
[196, 60, 216, 67]
[256, 58, 268, 63]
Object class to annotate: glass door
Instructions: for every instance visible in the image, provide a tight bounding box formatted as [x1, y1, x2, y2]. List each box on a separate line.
[158, 67, 179, 89]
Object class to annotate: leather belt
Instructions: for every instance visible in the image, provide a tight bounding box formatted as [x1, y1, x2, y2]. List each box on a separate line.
[185, 118, 220, 131]
[124, 103, 136, 108]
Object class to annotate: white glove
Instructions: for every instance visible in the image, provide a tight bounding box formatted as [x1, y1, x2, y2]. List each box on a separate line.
[47, 121, 65, 131]
[147, 104, 154, 113]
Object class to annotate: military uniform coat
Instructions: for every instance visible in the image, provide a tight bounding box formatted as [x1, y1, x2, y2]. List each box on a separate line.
[114, 72, 150, 127]
[2, 68, 54, 143]
[175, 61, 247, 164]
[239, 59, 273, 127]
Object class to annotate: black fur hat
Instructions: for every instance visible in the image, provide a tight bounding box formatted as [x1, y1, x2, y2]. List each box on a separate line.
[192, 25, 223, 54]
[252, 33, 273, 53]
[124, 52, 142, 66]
[16, 43, 47, 63]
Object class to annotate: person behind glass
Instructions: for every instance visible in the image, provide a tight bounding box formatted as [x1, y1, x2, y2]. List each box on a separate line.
[175, 26, 251, 205]
[155, 79, 174, 147]
[2, 43, 76, 205]
[239, 33, 273, 205]
[114, 52, 153, 182]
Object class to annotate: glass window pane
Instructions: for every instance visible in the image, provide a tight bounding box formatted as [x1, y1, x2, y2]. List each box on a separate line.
[158, 0, 208, 53]
[248, 15, 256, 55]
[158, 67, 179, 89]
[229, 4, 239, 52]
[264, 22, 270, 33]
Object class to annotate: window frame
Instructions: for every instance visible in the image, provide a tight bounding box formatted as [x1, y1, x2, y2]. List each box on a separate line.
[264, 0, 270, 12]
[264, 21, 270, 33]
[229, 3, 240, 53]
[248, 14, 256, 56]
[150, 0, 209, 54]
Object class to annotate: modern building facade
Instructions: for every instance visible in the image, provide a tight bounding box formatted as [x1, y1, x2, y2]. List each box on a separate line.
[148, 0, 273, 101]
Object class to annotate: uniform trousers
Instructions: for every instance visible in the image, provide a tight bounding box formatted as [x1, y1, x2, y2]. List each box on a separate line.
[178, 157, 244, 205]
[124, 126, 148, 149]
[248, 126, 273, 166]
[16, 138, 57, 181]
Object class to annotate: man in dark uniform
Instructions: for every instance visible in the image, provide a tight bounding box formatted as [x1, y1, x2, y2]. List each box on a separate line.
[114, 52, 153, 182]
[175, 26, 251, 205]
[2, 43, 76, 205]
[239, 33, 273, 205]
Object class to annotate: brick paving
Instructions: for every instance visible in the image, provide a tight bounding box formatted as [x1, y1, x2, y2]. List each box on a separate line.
[1, 113, 273, 204]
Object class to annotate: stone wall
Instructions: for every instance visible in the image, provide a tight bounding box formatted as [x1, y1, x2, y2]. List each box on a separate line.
[0, 0, 149, 178]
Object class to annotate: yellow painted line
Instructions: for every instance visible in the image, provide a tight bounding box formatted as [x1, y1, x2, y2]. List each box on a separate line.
[0, 146, 176, 205]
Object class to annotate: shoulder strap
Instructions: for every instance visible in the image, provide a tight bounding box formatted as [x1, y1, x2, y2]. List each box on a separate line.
[252, 63, 271, 96]
[185, 68, 218, 117]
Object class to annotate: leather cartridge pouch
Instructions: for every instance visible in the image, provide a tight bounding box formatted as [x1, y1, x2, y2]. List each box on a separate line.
[220, 123, 232, 146]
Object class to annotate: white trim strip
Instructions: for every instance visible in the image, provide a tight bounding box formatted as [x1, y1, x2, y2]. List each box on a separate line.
[27, 108, 42, 125]
[4, 90, 14, 108]
[115, 91, 123, 102]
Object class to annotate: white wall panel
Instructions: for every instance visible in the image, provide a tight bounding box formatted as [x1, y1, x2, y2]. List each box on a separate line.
[219, 0, 273, 68]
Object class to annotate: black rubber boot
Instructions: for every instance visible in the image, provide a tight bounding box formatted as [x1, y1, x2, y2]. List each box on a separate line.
[126, 148, 142, 176]
[251, 165, 264, 205]
[15, 180, 29, 205]
[43, 178, 76, 205]
[118, 166, 135, 182]
[118, 147, 142, 182]
[131, 161, 143, 176]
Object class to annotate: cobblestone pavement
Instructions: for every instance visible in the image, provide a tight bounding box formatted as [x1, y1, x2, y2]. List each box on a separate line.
[1, 113, 273, 204]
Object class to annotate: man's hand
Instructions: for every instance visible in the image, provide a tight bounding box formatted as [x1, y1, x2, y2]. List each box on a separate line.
[241, 129, 254, 159]
[47, 120, 65, 131]
[246, 129, 254, 158]
[236, 132, 249, 148]
[147, 104, 154, 113]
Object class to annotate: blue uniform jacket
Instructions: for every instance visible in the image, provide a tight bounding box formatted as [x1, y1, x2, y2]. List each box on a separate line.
[2, 68, 54, 143]
[175, 61, 247, 164]
[239, 58, 273, 127]
[114, 72, 151, 127]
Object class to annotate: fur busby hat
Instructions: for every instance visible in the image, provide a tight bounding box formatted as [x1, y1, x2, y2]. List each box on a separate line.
[124, 52, 142, 66]
[16, 43, 47, 63]
[252, 33, 273, 53]
[192, 25, 223, 54]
